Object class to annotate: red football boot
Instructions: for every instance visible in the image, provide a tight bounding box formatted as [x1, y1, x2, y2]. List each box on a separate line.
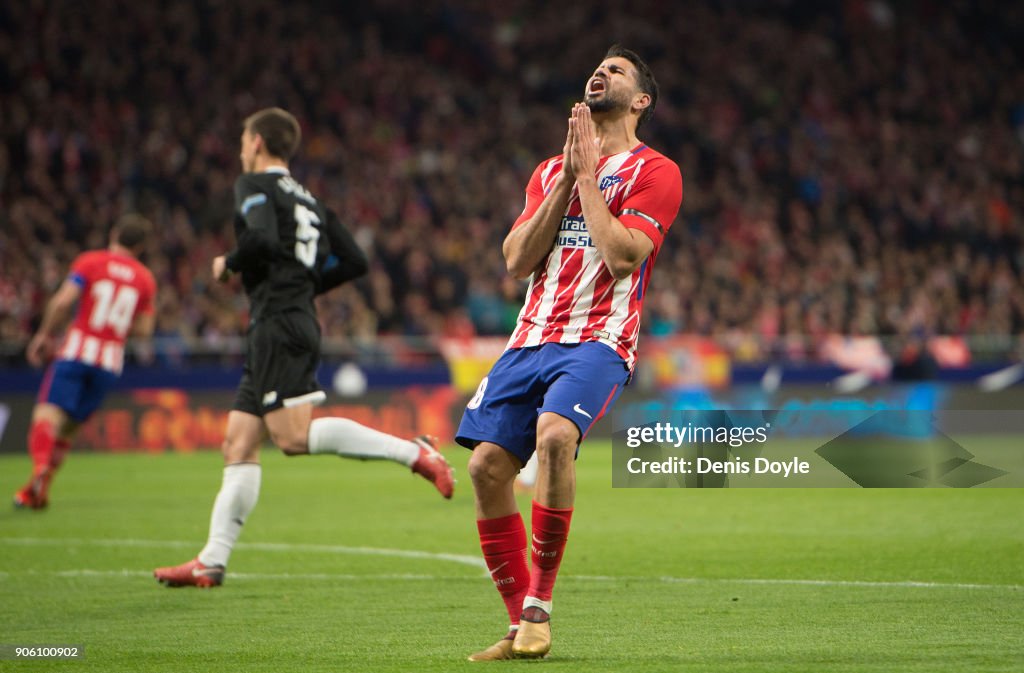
[410, 435, 455, 499]
[154, 558, 225, 588]
[12, 470, 52, 510]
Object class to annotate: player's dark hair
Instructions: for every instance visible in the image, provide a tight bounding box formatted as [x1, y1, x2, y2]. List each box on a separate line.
[244, 107, 302, 160]
[113, 214, 151, 252]
[605, 44, 658, 128]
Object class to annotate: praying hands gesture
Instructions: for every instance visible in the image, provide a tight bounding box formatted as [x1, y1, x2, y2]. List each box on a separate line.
[567, 103, 601, 185]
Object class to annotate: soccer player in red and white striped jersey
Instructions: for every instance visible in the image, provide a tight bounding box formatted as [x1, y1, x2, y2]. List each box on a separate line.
[506, 122, 680, 370]
[456, 45, 682, 660]
[14, 215, 156, 509]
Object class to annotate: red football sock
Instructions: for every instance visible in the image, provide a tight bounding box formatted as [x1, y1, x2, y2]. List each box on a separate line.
[527, 500, 574, 602]
[49, 438, 71, 471]
[477, 513, 530, 627]
[28, 420, 57, 476]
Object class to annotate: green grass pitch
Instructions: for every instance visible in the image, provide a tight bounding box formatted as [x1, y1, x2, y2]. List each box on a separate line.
[1, 442, 1021, 672]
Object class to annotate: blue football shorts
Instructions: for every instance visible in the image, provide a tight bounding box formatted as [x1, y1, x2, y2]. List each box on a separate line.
[455, 341, 629, 464]
[38, 359, 119, 423]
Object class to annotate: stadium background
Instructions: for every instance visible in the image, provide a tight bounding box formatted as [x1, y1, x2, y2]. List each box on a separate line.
[1, 0, 1023, 452]
[0, 3, 1022, 672]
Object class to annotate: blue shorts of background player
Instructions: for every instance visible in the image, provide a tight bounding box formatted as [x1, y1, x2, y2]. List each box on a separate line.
[38, 359, 119, 423]
[456, 342, 629, 464]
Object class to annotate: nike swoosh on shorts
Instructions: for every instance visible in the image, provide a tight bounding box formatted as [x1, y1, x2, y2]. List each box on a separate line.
[572, 404, 592, 419]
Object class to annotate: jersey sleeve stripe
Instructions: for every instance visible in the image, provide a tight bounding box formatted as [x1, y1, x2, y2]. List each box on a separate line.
[621, 208, 664, 234]
[68, 272, 86, 288]
[240, 193, 268, 215]
[635, 259, 648, 301]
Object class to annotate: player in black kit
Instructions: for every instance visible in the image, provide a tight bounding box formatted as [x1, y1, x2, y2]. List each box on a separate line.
[155, 108, 454, 588]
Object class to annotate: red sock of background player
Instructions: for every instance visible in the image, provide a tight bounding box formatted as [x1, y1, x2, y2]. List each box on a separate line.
[49, 438, 71, 472]
[28, 420, 57, 477]
[523, 500, 574, 619]
[478, 513, 530, 637]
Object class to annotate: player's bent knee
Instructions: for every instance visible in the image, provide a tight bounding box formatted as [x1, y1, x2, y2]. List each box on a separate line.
[467, 451, 497, 485]
[32, 403, 67, 427]
[266, 423, 309, 456]
[263, 405, 313, 456]
[536, 422, 580, 463]
[272, 433, 309, 456]
[467, 445, 517, 488]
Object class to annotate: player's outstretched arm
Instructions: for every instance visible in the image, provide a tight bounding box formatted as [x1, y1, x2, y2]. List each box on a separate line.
[27, 279, 80, 367]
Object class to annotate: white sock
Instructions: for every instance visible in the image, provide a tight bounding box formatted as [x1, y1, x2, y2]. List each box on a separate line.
[198, 463, 261, 568]
[522, 596, 553, 615]
[517, 452, 539, 487]
[307, 417, 419, 467]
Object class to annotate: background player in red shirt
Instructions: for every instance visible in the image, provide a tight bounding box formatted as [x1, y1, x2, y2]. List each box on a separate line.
[456, 46, 683, 660]
[14, 215, 157, 509]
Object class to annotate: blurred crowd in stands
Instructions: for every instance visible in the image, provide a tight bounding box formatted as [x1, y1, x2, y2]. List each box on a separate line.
[1, 0, 1022, 365]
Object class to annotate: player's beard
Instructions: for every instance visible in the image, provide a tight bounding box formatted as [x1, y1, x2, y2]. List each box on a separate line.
[585, 88, 630, 115]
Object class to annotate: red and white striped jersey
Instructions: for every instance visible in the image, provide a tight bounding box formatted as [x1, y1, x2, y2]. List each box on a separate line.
[57, 250, 156, 374]
[506, 144, 682, 370]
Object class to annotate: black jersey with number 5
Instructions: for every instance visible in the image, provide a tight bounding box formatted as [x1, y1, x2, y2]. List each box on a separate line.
[225, 170, 368, 322]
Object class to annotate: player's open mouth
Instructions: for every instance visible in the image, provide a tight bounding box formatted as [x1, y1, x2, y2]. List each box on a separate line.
[588, 78, 606, 94]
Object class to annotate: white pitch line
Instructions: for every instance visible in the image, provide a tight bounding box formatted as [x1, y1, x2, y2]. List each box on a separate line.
[4, 568, 1022, 592]
[567, 575, 1022, 591]
[62, 571, 1023, 589]
[3, 538, 1020, 591]
[0, 536, 486, 570]
[54, 569, 450, 581]
[647, 575, 1023, 591]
